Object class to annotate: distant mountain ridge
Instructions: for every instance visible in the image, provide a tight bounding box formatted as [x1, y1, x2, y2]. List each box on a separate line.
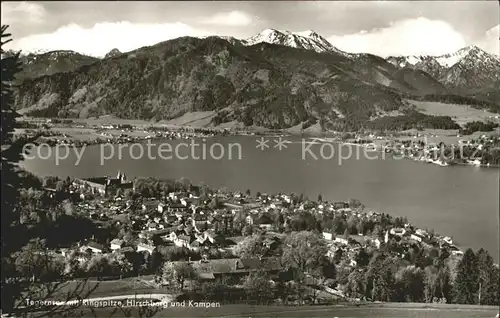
[242, 29, 347, 55]
[9, 29, 500, 130]
[5, 49, 99, 81]
[10, 29, 499, 92]
[387, 46, 500, 91]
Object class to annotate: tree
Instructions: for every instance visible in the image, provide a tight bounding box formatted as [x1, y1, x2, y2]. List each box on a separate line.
[346, 269, 366, 298]
[245, 189, 251, 196]
[282, 231, 327, 275]
[333, 248, 344, 264]
[348, 198, 364, 209]
[55, 180, 67, 192]
[124, 188, 134, 200]
[282, 231, 327, 304]
[476, 248, 498, 305]
[332, 215, 347, 234]
[201, 278, 233, 302]
[364, 253, 395, 301]
[115, 188, 124, 198]
[241, 224, 254, 237]
[162, 261, 195, 290]
[14, 238, 63, 282]
[343, 227, 350, 238]
[1, 24, 24, 262]
[319, 258, 336, 281]
[317, 193, 323, 202]
[396, 265, 425, 302]
[1, 26, 99, 317]
[233, 210, 246, 227]
[243, 270, 274, 304]
[355, 248, 370, 267]
[209, 196, 221, 209]
[436, 266, 452, 303]
[107, 253, 133, 278]
[356, 218, 366, 235]
[235, 235, 268, 259]
[371, 264, 395, 302]
[453, 248, 479, 304]
[179, 177, 191, 192]
[149, 250, 163, 273]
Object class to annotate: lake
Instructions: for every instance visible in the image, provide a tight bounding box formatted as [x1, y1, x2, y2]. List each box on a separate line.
[21, 136, 499, 261]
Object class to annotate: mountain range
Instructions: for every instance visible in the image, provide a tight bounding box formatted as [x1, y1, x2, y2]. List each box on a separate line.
[387, 45, 500, 91]
[7, 29, 500, 130]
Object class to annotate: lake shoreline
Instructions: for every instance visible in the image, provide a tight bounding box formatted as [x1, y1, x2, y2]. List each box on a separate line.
[20, 136, 499, 261]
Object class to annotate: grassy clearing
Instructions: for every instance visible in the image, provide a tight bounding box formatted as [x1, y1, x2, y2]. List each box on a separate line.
[72, 116, 154, 127]
[162, 111, 216, 127]
[286, 122, 323, 136]
[73, 303, 499, 318]
[407, 100, 499, 126]
[397, 128, 499, 145]
[50, 280, 156, 299]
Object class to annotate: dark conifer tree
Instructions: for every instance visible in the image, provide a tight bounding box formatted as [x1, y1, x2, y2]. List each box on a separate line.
[453, 248, 479, 304]
[476, 248, 499, 305]
[1, 24, 25, 312]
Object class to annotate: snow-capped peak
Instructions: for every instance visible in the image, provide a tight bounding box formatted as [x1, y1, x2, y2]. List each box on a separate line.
[245, 29, 286, 45]
[388, 45, 498, 69]
[243, 28, 340, 53]
[434, 47, 475, 68]
[293, 30, 319, 38]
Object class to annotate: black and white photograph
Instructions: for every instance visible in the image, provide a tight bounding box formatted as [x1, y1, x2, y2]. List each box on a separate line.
[1, 1, 499, 317]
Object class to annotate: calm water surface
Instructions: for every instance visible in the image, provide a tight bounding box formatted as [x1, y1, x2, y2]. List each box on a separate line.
[21, 136, 499, 260]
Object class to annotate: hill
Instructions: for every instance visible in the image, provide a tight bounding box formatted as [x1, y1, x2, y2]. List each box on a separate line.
[8, 50, 99, 81]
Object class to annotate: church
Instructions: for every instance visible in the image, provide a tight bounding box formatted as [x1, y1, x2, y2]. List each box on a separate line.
[72, 171, 133, 196]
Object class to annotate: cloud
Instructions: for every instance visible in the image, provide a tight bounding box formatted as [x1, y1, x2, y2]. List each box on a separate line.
[1, 1, 46, 25]
[328, 17, 467, 56]
[475, 24, 499, 55]
[5, 21, 212, 57]
[201, 11, 253, 26]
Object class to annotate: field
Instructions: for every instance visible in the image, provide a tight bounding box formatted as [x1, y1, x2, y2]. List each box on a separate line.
[49, 279, 156, 299]
[67, 303, 499, 318]
[287, 122, 323, 135]
[407, 100, 500, 126]
[40, 279, 499, 317]
[161, 111, 216, 127]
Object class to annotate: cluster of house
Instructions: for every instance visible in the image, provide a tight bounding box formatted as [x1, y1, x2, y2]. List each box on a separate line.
[459, 134, 500, 165]
[320, 217, 463, 266]
[63, 190, 280, 260]
[381, 133, 500, 166]
[381, 225, 460, 254]
[56, 183, 466, 281]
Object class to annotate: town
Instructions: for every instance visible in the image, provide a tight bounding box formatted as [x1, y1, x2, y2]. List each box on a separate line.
[16, 118, 233, 148]
[334, 131, 500, 167]
[5, 171, 498, 310]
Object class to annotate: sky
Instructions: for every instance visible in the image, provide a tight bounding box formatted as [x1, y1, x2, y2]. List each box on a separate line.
[1, 1, 499, 58]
